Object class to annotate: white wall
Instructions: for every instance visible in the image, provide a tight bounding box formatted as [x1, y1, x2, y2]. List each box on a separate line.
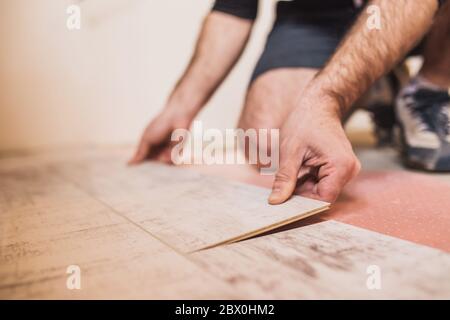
[0, 0, 275, 151]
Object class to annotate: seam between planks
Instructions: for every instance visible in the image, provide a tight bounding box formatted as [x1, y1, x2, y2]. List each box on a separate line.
[53, 169, 197, 258]
[51, 167, 243, 293]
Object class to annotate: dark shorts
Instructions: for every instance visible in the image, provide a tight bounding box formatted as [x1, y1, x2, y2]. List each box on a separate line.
[250, 1, 426, 83]
[250, 3, 362, 82]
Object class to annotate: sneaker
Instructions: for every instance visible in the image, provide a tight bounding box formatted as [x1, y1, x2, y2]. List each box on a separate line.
[395, 77, 450, 171]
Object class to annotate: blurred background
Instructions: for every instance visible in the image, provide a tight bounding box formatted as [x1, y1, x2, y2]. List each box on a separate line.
[0, 0, 283, 152]
[5, 0, 422, 155]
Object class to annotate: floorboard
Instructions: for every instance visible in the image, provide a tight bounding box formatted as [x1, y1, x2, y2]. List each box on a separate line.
[1, 148, 449, 299]
[54, 159, 328, 252]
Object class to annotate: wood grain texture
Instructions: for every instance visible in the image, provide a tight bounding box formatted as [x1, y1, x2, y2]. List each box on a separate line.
[54, 159, 329, 252]
[192, 220, 450, 299]
[1, 148, 450, 299]
[187, 159, 450, 253]
[0, 166, 234, 299]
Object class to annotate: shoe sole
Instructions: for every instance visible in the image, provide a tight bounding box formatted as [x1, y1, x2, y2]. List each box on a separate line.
[396, 121, 450, 172]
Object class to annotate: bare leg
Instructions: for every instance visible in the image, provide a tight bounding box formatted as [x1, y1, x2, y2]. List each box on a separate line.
[238, 67, 318, 160]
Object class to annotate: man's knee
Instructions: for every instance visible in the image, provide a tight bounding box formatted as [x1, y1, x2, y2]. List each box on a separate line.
[237, 77, 286, 165]
[238, 78, 281, 131]
[238, 68, 318, 130]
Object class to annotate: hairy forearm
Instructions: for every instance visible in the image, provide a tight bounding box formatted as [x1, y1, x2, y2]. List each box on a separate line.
[310, 0, 438, 117]
[168, 11, 253, 114]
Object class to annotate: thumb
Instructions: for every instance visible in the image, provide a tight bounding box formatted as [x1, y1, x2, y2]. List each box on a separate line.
[128, 121, 172, 165]
[268, 149, 302, 205]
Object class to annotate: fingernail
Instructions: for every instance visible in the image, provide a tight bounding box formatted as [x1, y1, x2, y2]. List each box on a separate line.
[268, 192, 280, 204]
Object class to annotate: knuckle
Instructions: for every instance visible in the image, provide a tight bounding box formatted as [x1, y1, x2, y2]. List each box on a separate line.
[353, 158, 362, 175]
[275, 170, 294, 183]
[337, 154, 359, 172]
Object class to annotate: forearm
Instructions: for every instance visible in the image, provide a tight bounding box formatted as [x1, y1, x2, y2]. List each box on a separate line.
[309, 0, 439, 117]
[167, 11, 253, 115]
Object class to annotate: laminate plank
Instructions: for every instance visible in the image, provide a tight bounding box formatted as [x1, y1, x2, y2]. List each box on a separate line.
[51, 154, 450, 298]
[0, 167, 124, 244]
[1, 223, 235, 299]
[0, 166, 235, 299]
[3, 149, 449, 299]
[55, 159, 329, 252]
[192, 220, 450, 299]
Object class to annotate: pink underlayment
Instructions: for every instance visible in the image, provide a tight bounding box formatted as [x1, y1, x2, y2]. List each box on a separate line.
[189, 164, 450, 252]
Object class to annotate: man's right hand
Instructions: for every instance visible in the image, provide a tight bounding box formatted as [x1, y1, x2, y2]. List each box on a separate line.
[129, 11, 254, 165]
[128, 105, 193, 165]
[268, 89, 361, 204]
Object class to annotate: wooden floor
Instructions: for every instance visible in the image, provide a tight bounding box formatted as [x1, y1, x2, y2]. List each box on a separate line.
[1, 148, 450, 299]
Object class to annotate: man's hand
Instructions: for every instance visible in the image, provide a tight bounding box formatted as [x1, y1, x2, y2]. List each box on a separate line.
[269, 89, 360, 204]
[129, 104, 194, 165]
[129, 12, 253, 165]
[270, 0, 438, 204]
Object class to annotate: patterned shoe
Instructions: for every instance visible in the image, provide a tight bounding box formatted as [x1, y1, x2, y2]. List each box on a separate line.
[395, 78, 450, 171]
